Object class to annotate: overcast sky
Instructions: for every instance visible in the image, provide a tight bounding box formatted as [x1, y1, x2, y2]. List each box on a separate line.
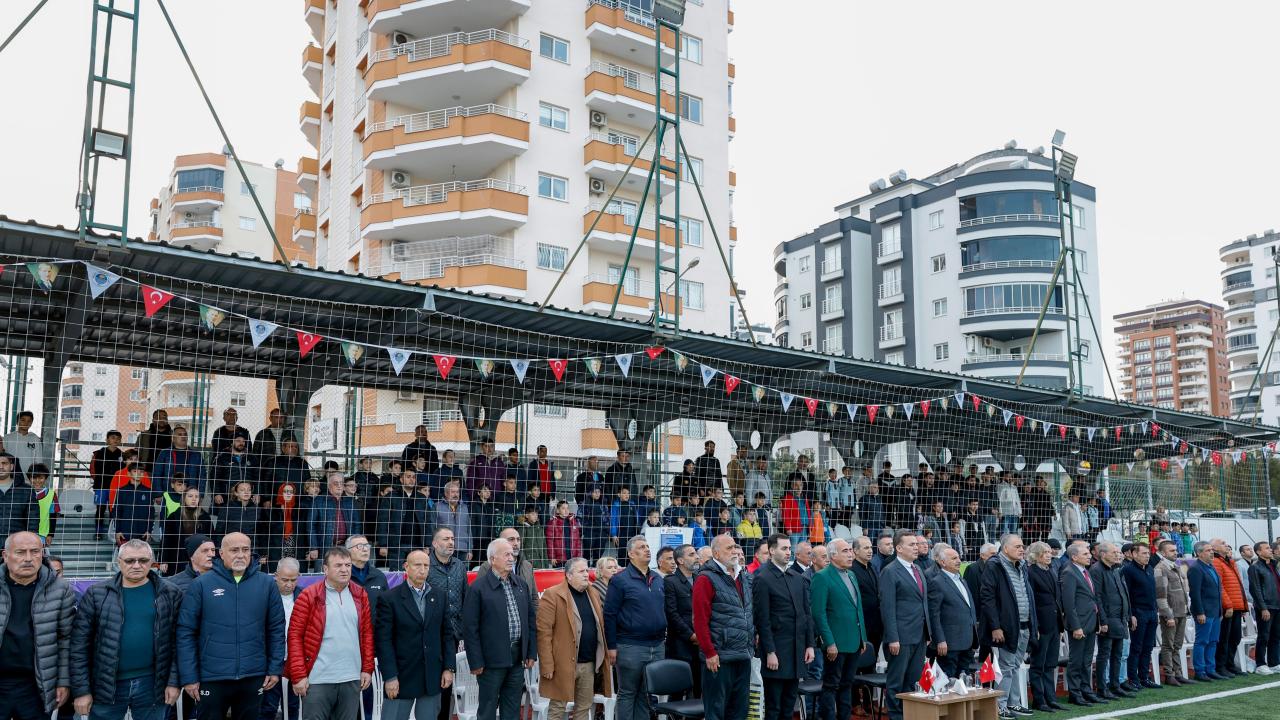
[3, 1, 1279, 397]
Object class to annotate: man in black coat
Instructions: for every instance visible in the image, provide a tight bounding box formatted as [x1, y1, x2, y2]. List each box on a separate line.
[1090, 542, 1134, 700]
[664, 544, 700, 699]
[1060, 541, 1103, 706]
[694, 441, 723, 498]
[463, 537, 537, 720]
[849, 536, 882, 715]
[376, 550, 456, 720]
[963, 542, 997, 663]
[980, 535, 1038, 717]
[401, 425, 440, 477]
[753, 534, 813, 720]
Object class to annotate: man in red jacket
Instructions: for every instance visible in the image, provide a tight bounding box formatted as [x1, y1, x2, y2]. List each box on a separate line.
[287, 546, 375, 719]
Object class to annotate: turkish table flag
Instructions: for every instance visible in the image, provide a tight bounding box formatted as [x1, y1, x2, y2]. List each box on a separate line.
[141, 285, 174, 318]
[979, 655, 996, 684]
[919, 663, 933, 693]
[296, 331, 322, 359]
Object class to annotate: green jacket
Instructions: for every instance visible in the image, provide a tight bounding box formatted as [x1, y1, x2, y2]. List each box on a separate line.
[810, 564, 867, 652]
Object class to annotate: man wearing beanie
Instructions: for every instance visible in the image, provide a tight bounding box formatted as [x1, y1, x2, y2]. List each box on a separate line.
[170, 534, 217, 593]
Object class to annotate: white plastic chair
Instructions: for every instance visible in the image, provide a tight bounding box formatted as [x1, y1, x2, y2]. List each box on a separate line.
[527, 661, 552, 720]
[454, 651, 480, 720]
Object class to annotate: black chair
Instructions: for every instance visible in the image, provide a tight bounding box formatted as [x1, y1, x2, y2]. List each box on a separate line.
[645, 659, 705, 720]
[796, 678, 824, 720]
[851, 672, 887, 720]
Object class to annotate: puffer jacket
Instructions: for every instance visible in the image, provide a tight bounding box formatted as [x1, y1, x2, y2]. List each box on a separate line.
[284, 580, 375, 681]
[1214, 554, 1249, 611]
[0, 564, 77, 713]
[70, 570, 182, 704]
[176, 557, 286, 684]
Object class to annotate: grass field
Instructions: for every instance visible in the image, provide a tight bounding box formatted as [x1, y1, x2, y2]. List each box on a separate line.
[1041, 672, 1277, 719]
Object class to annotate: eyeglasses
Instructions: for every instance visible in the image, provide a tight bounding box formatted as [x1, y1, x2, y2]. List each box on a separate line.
[347, 543, 371, 550]
[120, 557, 151, 566]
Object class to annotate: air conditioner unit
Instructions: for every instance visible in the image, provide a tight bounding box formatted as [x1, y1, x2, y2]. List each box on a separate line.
[589, 178, 606, 194]
[982, 337, 995, 348]
[589, 111, 607, 128]
[392, 31, 413, 46]
[397, 388, 417, 401]
[389, 170, 411, 189]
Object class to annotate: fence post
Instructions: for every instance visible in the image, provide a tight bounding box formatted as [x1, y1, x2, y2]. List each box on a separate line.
[1266, 456, 1275, 542]
[1219, 462, 1227, 512]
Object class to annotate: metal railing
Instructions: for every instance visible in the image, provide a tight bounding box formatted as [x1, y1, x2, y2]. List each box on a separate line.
[353, 90, 366, 117]
[960, 260, 1057, 272]
[876, 240, 901, 259]
[585, 60, 674, 95]
[174, 185, 223, 195]
[173, 221, 220, 229]
[361, 409, 463, 433]
[1224, 280, 1254, 291]
[321, 133, 332, 157]
[963, 305, 1064, 318]
[962, 353, 1067, 365]
[821, 298, 843, 315]
[372, 29, 529, 64]
[586, 200, 660, 229]
[958, 213, 1058, 228]
[880, 325, 903, 342]
[822, 338, 843, 354]
[364, 253, 525, 282]
[367, 178, 526, 208]
[588, 0, 659, 31]
[586, 130, 674, 160]
[877, 282, 901, 300]
[356, 29, 369, 54]
[583, 273, 654, 298]
[821, 259, 842, 275]
[367, 104, 525, 136]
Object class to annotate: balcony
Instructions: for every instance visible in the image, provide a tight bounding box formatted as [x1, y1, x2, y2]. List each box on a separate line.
[304, 0, 325, 43]
[822, 338, 844, 355]
[959, 259, 1057, 276]
[580, 274, 678, 318]
[299, 100, 321, 147]
[876, 240, 902, 264]
[961, 353, 1068, 370]
[877, 281, 903, 306]
[821, 297, 844, 320]
[879, 325, 905, 349]
[1229, 363, 1260, 379]
[959, 305, 1066, 340]
[302, 44, 323, 97]
[957, 213, 1059, 230]
[364, 104, 528, 182]
[774, 278, 788, 299]
[728, 114, 736, 137]
[361, 178, 528, 241]
[169, 222, 222, 250]
[820, 258, 842, 280]
[297, 156, 318, 195]
[584, 61, 675, 129]
[292, 209, 317, 244]
[367, 0, 530, 38]
[362, 235, 527, 298]
[365, 29, 531, 109]
[583, 202, 676, 261]
[1223, 279, 1255, 302]
[171, 185, 224, 214]
[585, 0, 676, 66]
[584, 131, 675, 191]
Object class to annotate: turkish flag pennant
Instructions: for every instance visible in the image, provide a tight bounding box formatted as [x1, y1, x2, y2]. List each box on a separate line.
[1059, 424, 1068, 439]
[434, 354, 457, 379]
[724, 375, 740, 395]
[140, 285, 174, 318]
[804, 397, 819, 417]
[1212, 451, 1222, 466]
[971, 394, 982, 412]
[644, 346, 665, 361]
[1015, 415, 1025, 431]
[1151, 422, 1161, 438]
[1179, 441, 1188, 454]
[296, 331, 322, 359]
[920, 400, 930, 419]
[919, 664, 933, 693]
[867, 405, 880, 424]
[1160, 459, 1169, 471]
[1115, 426, 1123, 441]
[979, 656, 996, 684]
[548, 359, 567, 382]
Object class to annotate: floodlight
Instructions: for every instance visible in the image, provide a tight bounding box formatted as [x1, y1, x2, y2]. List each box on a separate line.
[1051, 129, 1066, 147]
[92, 130, 128, 159]
[653, 0, 687, 25]
[1055, 150, 1078, 183]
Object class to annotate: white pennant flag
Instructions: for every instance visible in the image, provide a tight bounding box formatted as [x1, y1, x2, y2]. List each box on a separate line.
[84, 263, 121, 299]
[1141, 421, 1149, 435]
[249, 319, 278, 348]
[903, 402, 913, 420]
[779, 392, 795, 413]
[700, 364, 718, 387]
[1201, 447, 1210, 462]
[1002, 409, 1013, 426]
[1126, 462, 1135, 471]
[387, 347, 411, 375]
[1232, 451, 1243, 464]
[511, 359, 530, 384]
[846, 403, 859, 421]
[1088, 427, 1097, 442]
[1043, 423, 1053, 437]
[615, 354, 632, 378]
[953, 391, 965, 408]
[1177, 458, 1189, 470]
[1171, 437, 1179, 450]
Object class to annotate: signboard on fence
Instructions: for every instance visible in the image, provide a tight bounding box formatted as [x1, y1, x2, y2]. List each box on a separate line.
[644, 525, 693, 569]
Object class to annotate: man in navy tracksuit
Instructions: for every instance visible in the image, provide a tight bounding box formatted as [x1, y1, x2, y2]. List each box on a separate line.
[603, 535, 667, 720]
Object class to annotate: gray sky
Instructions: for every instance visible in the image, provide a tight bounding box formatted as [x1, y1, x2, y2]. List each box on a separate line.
[3, 1, 1279, 395]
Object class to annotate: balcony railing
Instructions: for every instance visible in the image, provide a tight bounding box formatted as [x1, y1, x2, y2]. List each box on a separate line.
[367, 178, 526, 208]
[356, 29, 369, 54]
[586, 60, 674, 95]
[368, 104, 525, 136]
[877, 282, 901, 300]
[821, 259, 842, 275]
[963, 353, 1067, 365]
[877, 240, 901, 259]
[1224, 280, 1254, 291]
[822, 339, 844, 354]
[583, 273, 655, 298]
[173, 221, 220, 229]
[588, 0, 658, 30]
[963, 305, 1063, 318]
[371, 29, 528, 64]
[586, 200, 659, 229]
[961, 260, 1057, 272]
[365, 253, 525, 281]
[586, 130, 674, 160]
[362, 410, 463, 433]
[880, 325, 903, 342]
[958, 213, 1058, 228]
[821, 298, 843, 315]
[174, 185, 223, 194]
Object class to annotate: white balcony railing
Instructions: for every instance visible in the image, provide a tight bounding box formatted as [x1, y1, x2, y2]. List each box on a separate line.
[877, 240, 901, 259]
[963, 305, 1063, 318]
[586, 200, 661, 230]
[822, 339, 844, 354]
[356, 29, 369, 54]
[367, 104, 525, 136]
[173, 221, 220, 230]
[365, 253, 525, 282]
[362, 410, 463, 434]
[880, 325, 903, 342]
[821, 259, 842, 275]
[588, 0, 659, 30]
[367, 178, 526, 208]
[960, 260, 1057, 273]
[962, 353, 1067, 365]
[877, 282, 902, 300]
[958, 213, 1058, 228]
[821, 298, 843, 315]
[586, 60, 675, 95]
[173, 185, 223, 195]
[372, 29, 528, 64]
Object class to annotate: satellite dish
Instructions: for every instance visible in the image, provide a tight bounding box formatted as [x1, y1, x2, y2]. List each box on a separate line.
[938, 447, 952, 465]
[750, 429, 761, 450]
[626, 419, 638, 440]
[853, 439, 864, 458]
[1014, 454, 1027, 471]
[1004, 139, 1017, 150]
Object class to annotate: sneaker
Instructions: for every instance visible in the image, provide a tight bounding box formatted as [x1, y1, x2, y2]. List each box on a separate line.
[1256, 665, 1274, 675]
[1270, 666, 1280, 673]
[998, 710, 1017, 720]
[1009, 707, 1035, 717]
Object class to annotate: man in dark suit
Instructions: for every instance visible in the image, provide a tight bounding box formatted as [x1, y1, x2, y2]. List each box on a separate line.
[1187, 540, 1225, 680]
[980, 534, 1038, 718]
[1122, 543, 1161, 688]
[849, 536, 882, 715]
[925, 542, 976, 680]
[1091, 542, 1134, 700]
[375, 550, 456, 720]
[664, 544, 700, 699]
[880, 530, 930, 720]
[1060, 541, 1103, 706]
[754, 534, 814, 720]
[462, 537, 537, 720]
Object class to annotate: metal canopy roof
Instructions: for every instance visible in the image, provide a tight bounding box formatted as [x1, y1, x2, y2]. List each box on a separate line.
[2, 215, 1276, 466]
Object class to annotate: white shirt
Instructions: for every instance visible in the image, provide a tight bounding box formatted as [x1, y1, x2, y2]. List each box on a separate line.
[943, 569, 971, 606]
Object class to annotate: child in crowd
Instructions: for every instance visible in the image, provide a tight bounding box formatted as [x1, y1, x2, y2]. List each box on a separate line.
[736, 508, 762, 540]
[520, 506, 547, 568]
[28, 464, 58, 545]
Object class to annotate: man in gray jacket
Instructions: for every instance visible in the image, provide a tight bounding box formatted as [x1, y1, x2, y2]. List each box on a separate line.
[0, 530, 77, 720]
[1154, 540, 1191, 684]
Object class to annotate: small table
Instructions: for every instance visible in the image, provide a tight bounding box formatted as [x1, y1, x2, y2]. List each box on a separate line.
[896, 688, 1004, 720]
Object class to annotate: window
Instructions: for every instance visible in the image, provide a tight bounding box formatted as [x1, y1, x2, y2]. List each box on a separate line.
[92, 432, 105, 442]
[935, 343, 950, 361]
[131, 369, 147, 380]
[823, 285, 842, 312]
[128, 412, 142, 424]
[1075, 249, 1088, 273]
[822, 244, 841, 273]
[1133, 339, 1151, 351]
[1154, 336, 1171, 348]
[93, 410, 105, 420]
[1135, 351, 1152, 363]
[680, 419, 707, 439]
[775, 298, 787, 319]
[1229, 333, 1257, 349]
[538, 102, 568, 131]
[929, 210, 943, 230]
[608, 265, 640, 295]
[537, 243, 567, 271]
[238, 216, 257, 231]
[884, 309, 903, 330]
[824, 325, 843, 353]
[878, 223, 901, 256]
[239, 181, 258, 196]
[963, 283, 1064, 315]
[230, 391, 247, 408]
[679, 34, 703, 63]
[680, 280, 704, 310]
[798, 256, 810, 273]
[960, 235, 1059, 268]
[96, 366, 109, 375]
[799, 293, 812, 310]
[800, 331, 813, 348]
[932, 298, 948, 317]
[681, 156, 703, 183]
[679, 94, 703, 124]
[94, 388, 106, 397]
[958, 190, 1056, 221]
[539, 33, 568, 63]
[931, 254, 946, 273]
[882, 266, 902, 291]
[294, 192, 311, 211]
[61, 407, 81, 422]
[680, 217, 703, 247]
[1072, 204, 1086, 228]
[537, 173, 567, 201]
[129, 390, 144, 401]
[62, 384, 82, 399]
[885, 351, 905, 365]
[533, 404, 567, 418]
[175, 168, 223, 192]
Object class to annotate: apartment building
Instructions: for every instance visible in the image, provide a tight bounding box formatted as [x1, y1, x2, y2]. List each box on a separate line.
[1113, 300, 1229, 416]
[1220, 228, 1280, 423]
[299, 0, 739, 464]
[773, 144, 1105, 394]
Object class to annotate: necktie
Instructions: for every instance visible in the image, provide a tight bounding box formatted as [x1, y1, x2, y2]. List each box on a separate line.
[1082, 567, 1094, 592]
[911, 564, 924, 594]
[335, 502, 347, 541]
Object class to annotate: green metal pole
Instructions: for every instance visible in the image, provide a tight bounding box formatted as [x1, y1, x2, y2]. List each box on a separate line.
[608, 162, 659, 318]
[0, 0, 50, 58]
[1015, 251, 1067, 387]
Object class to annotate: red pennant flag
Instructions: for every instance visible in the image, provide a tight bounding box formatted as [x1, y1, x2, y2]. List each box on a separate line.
[1058, 424, 1068, 439]
[644, 346, 665, 360]
[804, 397, 819, 417]
[1212, 451, 1222, 466]
[979, 656, 996, 684]
[1151, 422, 1161, 438]
[724, 375, 740, 395]
[867, 405, 879, 424]
[296, 331, 322, 359]
[1179, 441, 1188, 454]
[919, 664, 933, 693]
[141, 285, 174, 318]
[1115, 426, 1122, 441]
[919, 400, 930, 418]
[433, 354, 457, 379]
[1159, 459, 1169, 471]
[971, 394, 981, 411]
[1015, 415, 1025, 431]
[548, 359, 567, 382]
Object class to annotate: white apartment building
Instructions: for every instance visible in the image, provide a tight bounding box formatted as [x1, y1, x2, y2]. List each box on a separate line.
[300, 0, 739, 466]
[1220, 228, 1280, 423]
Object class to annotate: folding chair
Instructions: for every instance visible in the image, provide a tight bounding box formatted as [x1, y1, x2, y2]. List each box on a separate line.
[644, 660, 704, 720]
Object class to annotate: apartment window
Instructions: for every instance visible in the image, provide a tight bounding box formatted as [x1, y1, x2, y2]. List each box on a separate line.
[680, 280, 705, 310]
[1075, 249, 1088, 273]
[537, 243, 567, 271]
[96, 366, 109, 375]
[538, 102, 568, 131]
[885, 351, 905, 365]
[60, 384, 81, 399]
[131, 369, 146, 380]
[128, 389, 144, 401]
[800, 331, 813, 348]
[1134, 339, 1151, 351]
[929, 210, 943, 230]
[537, 173, 568, 201]
[532, 404, 567, 418]
[775, 298, 787, 319]
[824, 325, 843, 352]
[539, 33, 569, 63]
[800, 293, 812, 310]
[798, 256, 810, 273]
[94, 388, 106, 397]
[1071, 203, 1086, 228]
[93, 410, 105, 420]
[230, 391, 247, 408]
[884, 308, 903, 330]
[1154, 336, 1171, 348]
[879, 223, 901, 255]
[679, 34, 703, 63]
[681, 156, 703, 183]
[932, 298, 948, 317]
[882, 266, 901, 291]
[92, 432, 105, 442]
[239, 181, 258, 196]
[679, 94, 703, 124]
[128, 412, 142, 424]
[823, 285, 842, 310]
[61, 407, 81, 422]
[608, 265, 640, 295]
[239, 216, 257, 231]
[935, 343, 950, 361]
[822, 244, 841, 273]
[931, 254, 946, 273]
[680, 217, 704, 248]
[680, 419, 707, 439]
[294, 192, 312, 211]
[176, 168, 223, 192]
